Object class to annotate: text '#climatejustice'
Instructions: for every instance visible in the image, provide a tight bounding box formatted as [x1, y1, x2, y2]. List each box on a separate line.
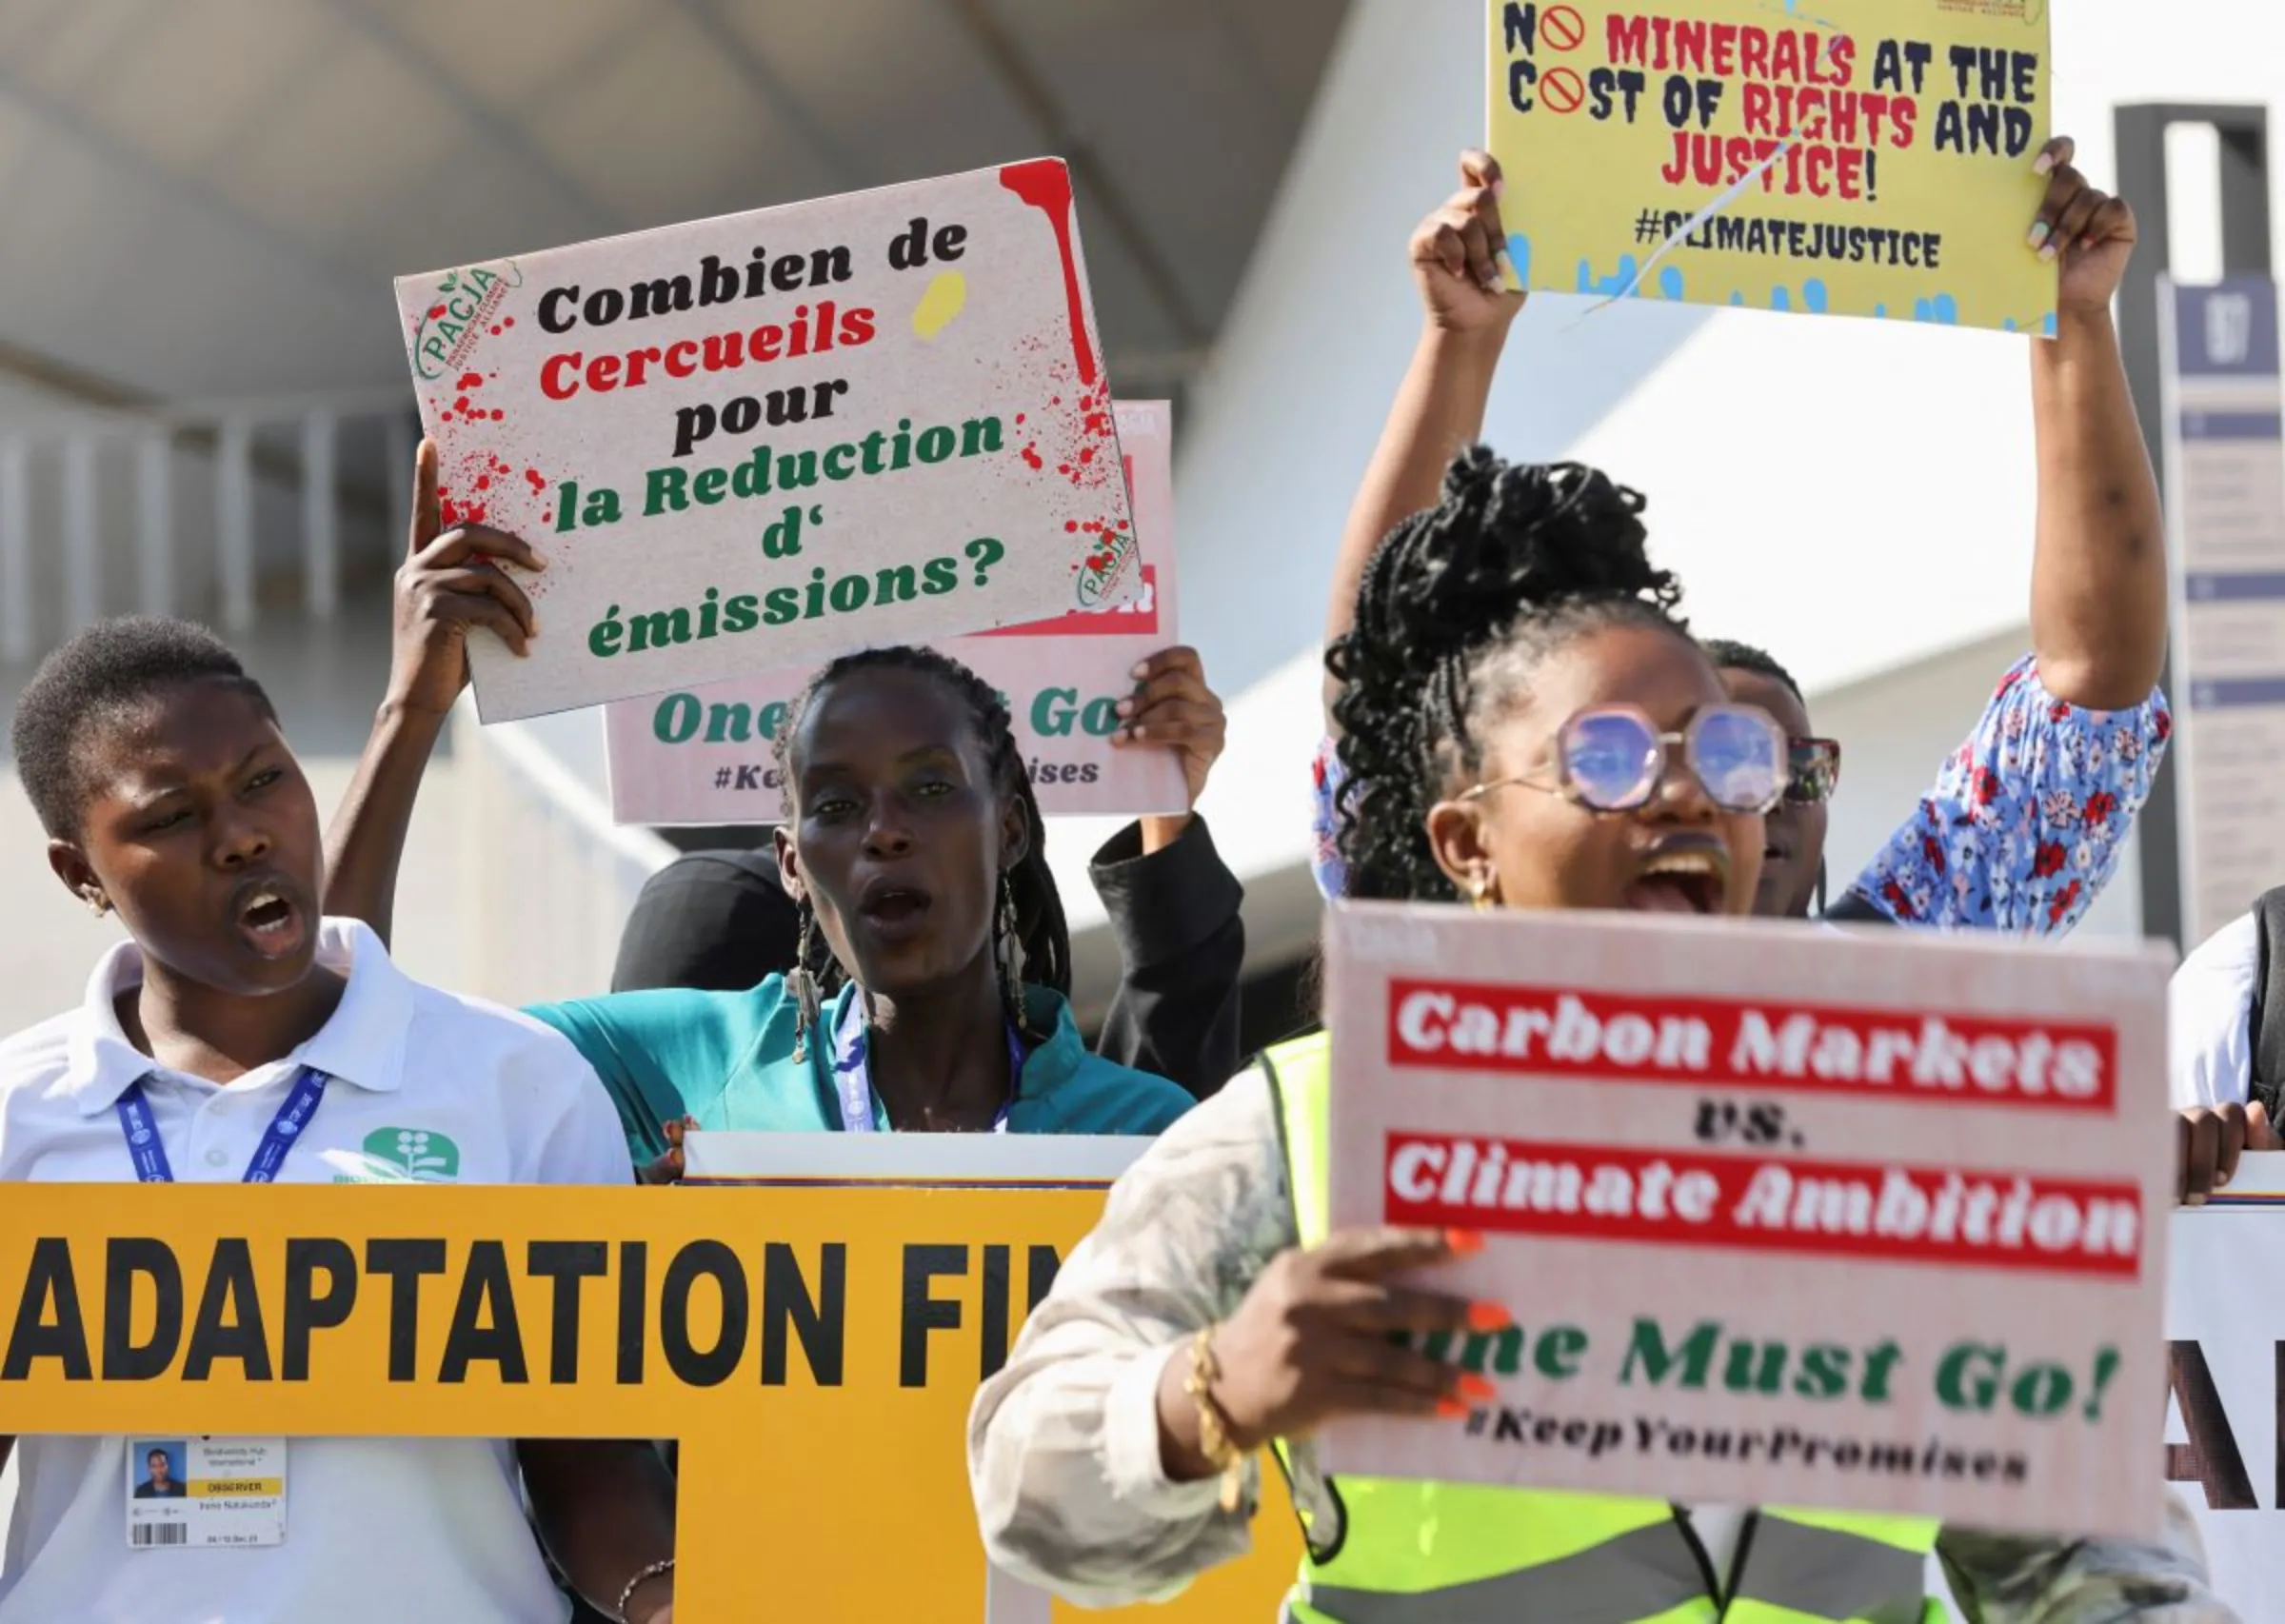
[1386, 978, 2116, 1109]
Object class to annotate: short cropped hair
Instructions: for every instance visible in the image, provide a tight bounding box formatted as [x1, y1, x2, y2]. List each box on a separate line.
[1699, 638, 1804, 703]
[10, 617, 273, 839]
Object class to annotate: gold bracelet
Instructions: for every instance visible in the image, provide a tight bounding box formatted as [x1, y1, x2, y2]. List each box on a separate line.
[1182, 1327, 1248, 1513]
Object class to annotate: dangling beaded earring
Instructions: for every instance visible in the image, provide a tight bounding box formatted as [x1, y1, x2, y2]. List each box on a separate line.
[1467, 871, 1498, 912]
[996, 874, 1026, 1031]
[788, 899, 824, 1063]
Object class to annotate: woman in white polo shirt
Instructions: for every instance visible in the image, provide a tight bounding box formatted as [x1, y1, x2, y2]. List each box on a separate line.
[0, 617, 677, 1624]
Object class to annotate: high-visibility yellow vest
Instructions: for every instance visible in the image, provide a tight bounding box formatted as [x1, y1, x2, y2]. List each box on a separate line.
[1258, 1033, 1944, 1624]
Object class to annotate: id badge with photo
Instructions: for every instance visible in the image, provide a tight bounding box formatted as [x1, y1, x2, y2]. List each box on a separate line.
[125, 1437, 287, 1550]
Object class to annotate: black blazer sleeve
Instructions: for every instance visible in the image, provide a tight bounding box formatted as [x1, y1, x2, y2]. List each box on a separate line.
[1087, 816, 1245, 1100]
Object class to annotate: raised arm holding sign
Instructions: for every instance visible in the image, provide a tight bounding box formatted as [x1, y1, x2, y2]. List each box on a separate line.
[1312, 133, 2167, 943]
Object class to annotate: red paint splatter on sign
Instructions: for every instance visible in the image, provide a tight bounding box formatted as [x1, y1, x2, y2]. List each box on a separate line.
[998, 160, 1095, 386]
[1002, 357, 1139, 602]
[459, 372, 485, 390]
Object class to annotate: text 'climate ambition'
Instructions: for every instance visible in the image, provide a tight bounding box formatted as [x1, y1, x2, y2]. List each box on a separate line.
[1382, 1136, 2142, 1278]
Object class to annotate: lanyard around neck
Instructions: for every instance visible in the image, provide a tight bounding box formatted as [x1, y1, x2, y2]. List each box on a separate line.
[114, 1065, 329, 1183]
[830, 996, 1024, 1135]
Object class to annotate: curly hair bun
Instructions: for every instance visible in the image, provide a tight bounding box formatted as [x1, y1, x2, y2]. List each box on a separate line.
[1326, 448, 1695, 902]
[1361, 451, 1670, 679]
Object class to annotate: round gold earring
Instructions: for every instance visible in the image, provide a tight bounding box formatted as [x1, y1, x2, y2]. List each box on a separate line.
[1467, 872, 1497, 912]
[83, 891, 109, 918]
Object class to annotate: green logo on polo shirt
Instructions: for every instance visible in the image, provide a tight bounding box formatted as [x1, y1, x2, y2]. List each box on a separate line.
[359, 1127, 460, 1182]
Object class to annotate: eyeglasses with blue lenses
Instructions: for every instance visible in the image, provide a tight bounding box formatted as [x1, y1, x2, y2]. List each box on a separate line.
[1462, 703, 1789, 817]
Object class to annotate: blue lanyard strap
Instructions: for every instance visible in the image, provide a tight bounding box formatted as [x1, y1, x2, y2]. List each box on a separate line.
[830, 997, 1025, 1134]
[115, 1065, 330, 1184]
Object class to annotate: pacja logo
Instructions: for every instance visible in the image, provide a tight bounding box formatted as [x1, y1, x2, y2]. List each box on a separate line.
[408, 262, 525, 382]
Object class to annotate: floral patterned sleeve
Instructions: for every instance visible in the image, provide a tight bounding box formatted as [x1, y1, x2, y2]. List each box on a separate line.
[1311, 737, 1349, 900]
[1845, 657, 2171, 935]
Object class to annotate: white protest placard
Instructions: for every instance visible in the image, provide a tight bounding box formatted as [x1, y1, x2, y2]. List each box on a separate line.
[679, 1129, 1150, 1187]
[2166, 1159, 2285, 1622]
[394, 160, 1134, 723]
[1321, 902, 2173, 1539]
[601, 400, 1186, 823]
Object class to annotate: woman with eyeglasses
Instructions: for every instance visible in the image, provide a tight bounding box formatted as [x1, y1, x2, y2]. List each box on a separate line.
[967, 449, 2221, 1624]
[1309, 142, 2169, 936]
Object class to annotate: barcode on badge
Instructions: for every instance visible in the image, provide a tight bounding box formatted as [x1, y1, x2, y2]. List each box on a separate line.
[130, 1523, 188, 1547]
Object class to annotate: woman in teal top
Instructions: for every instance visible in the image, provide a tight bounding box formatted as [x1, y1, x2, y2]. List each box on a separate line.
[538, 977, 1189, 1161]
[320, 448, 1189, 1163]
[527, 644, 1192, 1160]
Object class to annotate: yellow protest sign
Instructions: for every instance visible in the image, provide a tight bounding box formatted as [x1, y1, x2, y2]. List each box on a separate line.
[0, 1175, 1299, 1620]
[1487, 0, 2056, 330]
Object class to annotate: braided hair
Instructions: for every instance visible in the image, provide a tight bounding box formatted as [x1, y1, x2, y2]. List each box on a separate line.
[772, 644, 1070, 1038]
[1327, 448, 1692, 902]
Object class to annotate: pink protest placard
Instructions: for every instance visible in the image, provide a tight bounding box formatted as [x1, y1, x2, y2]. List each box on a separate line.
[1321, 902, 2173, 1539]
[393, 160, 1133, 723]
[601, 401, 1186, 822]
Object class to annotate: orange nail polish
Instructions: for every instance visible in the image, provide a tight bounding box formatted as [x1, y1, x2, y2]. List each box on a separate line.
[1460, 1375, 1498, 1402]
[1436, 1397, 1470, 1419]
[1467, 1299, 1513, 1332]
[1445, 1228, 1486, 1256]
